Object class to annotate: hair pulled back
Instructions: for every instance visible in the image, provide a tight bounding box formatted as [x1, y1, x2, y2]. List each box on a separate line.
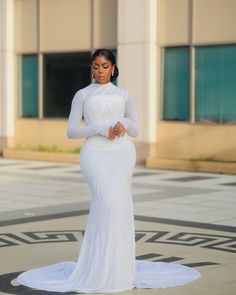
[90, 48, 119, 82]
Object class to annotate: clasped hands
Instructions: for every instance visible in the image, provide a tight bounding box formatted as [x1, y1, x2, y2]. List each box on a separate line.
[108, 122, 126, 140]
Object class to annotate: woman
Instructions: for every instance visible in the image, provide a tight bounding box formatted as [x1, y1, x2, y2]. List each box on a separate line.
[16, 49, 200, 293]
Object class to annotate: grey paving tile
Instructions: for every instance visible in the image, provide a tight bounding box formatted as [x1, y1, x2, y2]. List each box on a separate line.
[65, 169, 81, 174]
[0, 201, 90, 223]
[214, 218, 236, 226]
[196, 200, 236, 210]
[133, 192, 164, 202]
[192, 192, 236, 203]
[134, 208, 229, 224]
[134, 201, 206, 213]
[24, 165, 67, 170]
[220, 182, 236, 186]
[132, 188, 162, 196]
[166, 176, 216, 182]
[133, 172, 162, 177]
[0, 162, 25, 166]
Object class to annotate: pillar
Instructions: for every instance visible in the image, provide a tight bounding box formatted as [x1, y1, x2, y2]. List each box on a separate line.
[0, 0, 15, 152]
[117, 0, 159, 163]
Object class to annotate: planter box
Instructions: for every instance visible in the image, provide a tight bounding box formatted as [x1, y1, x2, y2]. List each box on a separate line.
[3, 149, 80, 164]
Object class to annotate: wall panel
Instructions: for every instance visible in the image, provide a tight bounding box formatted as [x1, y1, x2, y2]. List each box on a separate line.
[160, 0, 190, 45]
[15, 0, 38, 52]
[193, 0, 236, 44]
[40, 0, 91, 52]
[150, 122, 236, 162]
[93, 0, 117, 48]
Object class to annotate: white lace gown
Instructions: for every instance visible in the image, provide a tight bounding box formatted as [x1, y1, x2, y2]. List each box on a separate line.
[16, 82, 201, 293]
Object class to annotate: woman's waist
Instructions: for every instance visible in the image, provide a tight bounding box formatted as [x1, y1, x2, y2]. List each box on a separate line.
[82, 134, 133, 151]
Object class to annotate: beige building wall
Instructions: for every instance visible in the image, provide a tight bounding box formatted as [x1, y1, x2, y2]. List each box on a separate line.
[147, 0, 236, 171]
[12, 0, 117, 154]
[160, 0, 191, 45]
[14, 119, 84, 150]
[2, 0, 236, 172]
[149, 123, 236, 162]
[160, 0, 236, 46]
[14, 0, 38, 53]
[40, 0, 91, 52]
[93, 0, 117, 49]
[193, 0, 236, 44]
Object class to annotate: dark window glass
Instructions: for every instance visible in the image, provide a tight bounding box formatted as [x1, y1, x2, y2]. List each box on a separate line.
[43, 52, 91, 118]
[196, 44, 236, 124]
[163, 47, 190, 121]
[22, 55, 38, 118]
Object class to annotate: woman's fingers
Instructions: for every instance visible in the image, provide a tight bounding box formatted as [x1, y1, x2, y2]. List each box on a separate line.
[114, 122, 126, 137]
[108, 126, 117, 139]
[108, 123, 126, 139]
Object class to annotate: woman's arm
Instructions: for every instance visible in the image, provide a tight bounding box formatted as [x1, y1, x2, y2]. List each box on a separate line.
[118, 91, 140, 137]
[67, 91, 109, 138]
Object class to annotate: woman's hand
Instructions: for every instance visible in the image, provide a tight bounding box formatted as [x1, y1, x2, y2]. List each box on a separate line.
[108, 122, 126, 140]
[114, 122, 126, 137]
[108, 126, 116, 140]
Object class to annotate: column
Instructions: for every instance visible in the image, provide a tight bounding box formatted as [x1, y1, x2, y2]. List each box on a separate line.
[117, 0, 158, 163]
[0, 0, 15, 151]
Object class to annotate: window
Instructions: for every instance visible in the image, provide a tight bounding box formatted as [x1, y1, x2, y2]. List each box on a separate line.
[19, 50, 117, 119]
[43, 52, 91, 118]
[196, 45, 236, 123]
[21, 55, 38, 118]
[162, 47, 190, 121]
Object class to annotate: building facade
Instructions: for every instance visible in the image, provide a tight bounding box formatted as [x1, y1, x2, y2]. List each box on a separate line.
[0, 0, 236, 172]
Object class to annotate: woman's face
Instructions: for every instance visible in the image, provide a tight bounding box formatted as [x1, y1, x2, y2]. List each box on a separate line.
[91, 55, 115, 84]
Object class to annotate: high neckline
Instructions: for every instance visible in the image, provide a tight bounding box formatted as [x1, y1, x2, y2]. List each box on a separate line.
[92, 82, 112, 87]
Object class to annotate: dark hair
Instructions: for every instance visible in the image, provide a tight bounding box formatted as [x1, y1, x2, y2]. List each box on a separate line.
[90, 48, 119, 82]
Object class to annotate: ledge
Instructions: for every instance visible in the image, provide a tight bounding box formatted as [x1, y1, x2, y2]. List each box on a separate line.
[146, 157, 236, 174]
[3, 149, 80, 164]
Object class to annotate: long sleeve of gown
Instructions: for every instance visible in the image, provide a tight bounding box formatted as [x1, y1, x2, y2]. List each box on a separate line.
[119, 91, 140, 137]
[67, 90, 109, 139]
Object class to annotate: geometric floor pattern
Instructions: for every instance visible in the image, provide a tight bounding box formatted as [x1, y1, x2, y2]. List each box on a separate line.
[0, 158, 235, 295]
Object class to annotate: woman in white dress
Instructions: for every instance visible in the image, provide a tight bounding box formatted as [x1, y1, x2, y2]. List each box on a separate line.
[16, 49, 201, 293]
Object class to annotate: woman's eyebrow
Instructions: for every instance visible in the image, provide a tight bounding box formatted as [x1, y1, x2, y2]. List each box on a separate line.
[93, 62, 111, 66]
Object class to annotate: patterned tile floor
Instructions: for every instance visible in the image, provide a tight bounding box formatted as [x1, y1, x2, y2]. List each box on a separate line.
[0, 157, 235, 227]
[0, 157, 235, 295]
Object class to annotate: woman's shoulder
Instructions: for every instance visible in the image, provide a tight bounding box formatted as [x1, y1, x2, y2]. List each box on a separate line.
[73, 83, 132, 101]
[112, 84, 131, 100]
[73, 83, 93, 99]
[78, 83, 93, 94]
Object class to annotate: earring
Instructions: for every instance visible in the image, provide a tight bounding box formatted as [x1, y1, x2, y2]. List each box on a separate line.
[112, 70, 114, 77]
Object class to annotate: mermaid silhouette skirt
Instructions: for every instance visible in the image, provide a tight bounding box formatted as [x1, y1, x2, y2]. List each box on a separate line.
[16, 136, 200, 292]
